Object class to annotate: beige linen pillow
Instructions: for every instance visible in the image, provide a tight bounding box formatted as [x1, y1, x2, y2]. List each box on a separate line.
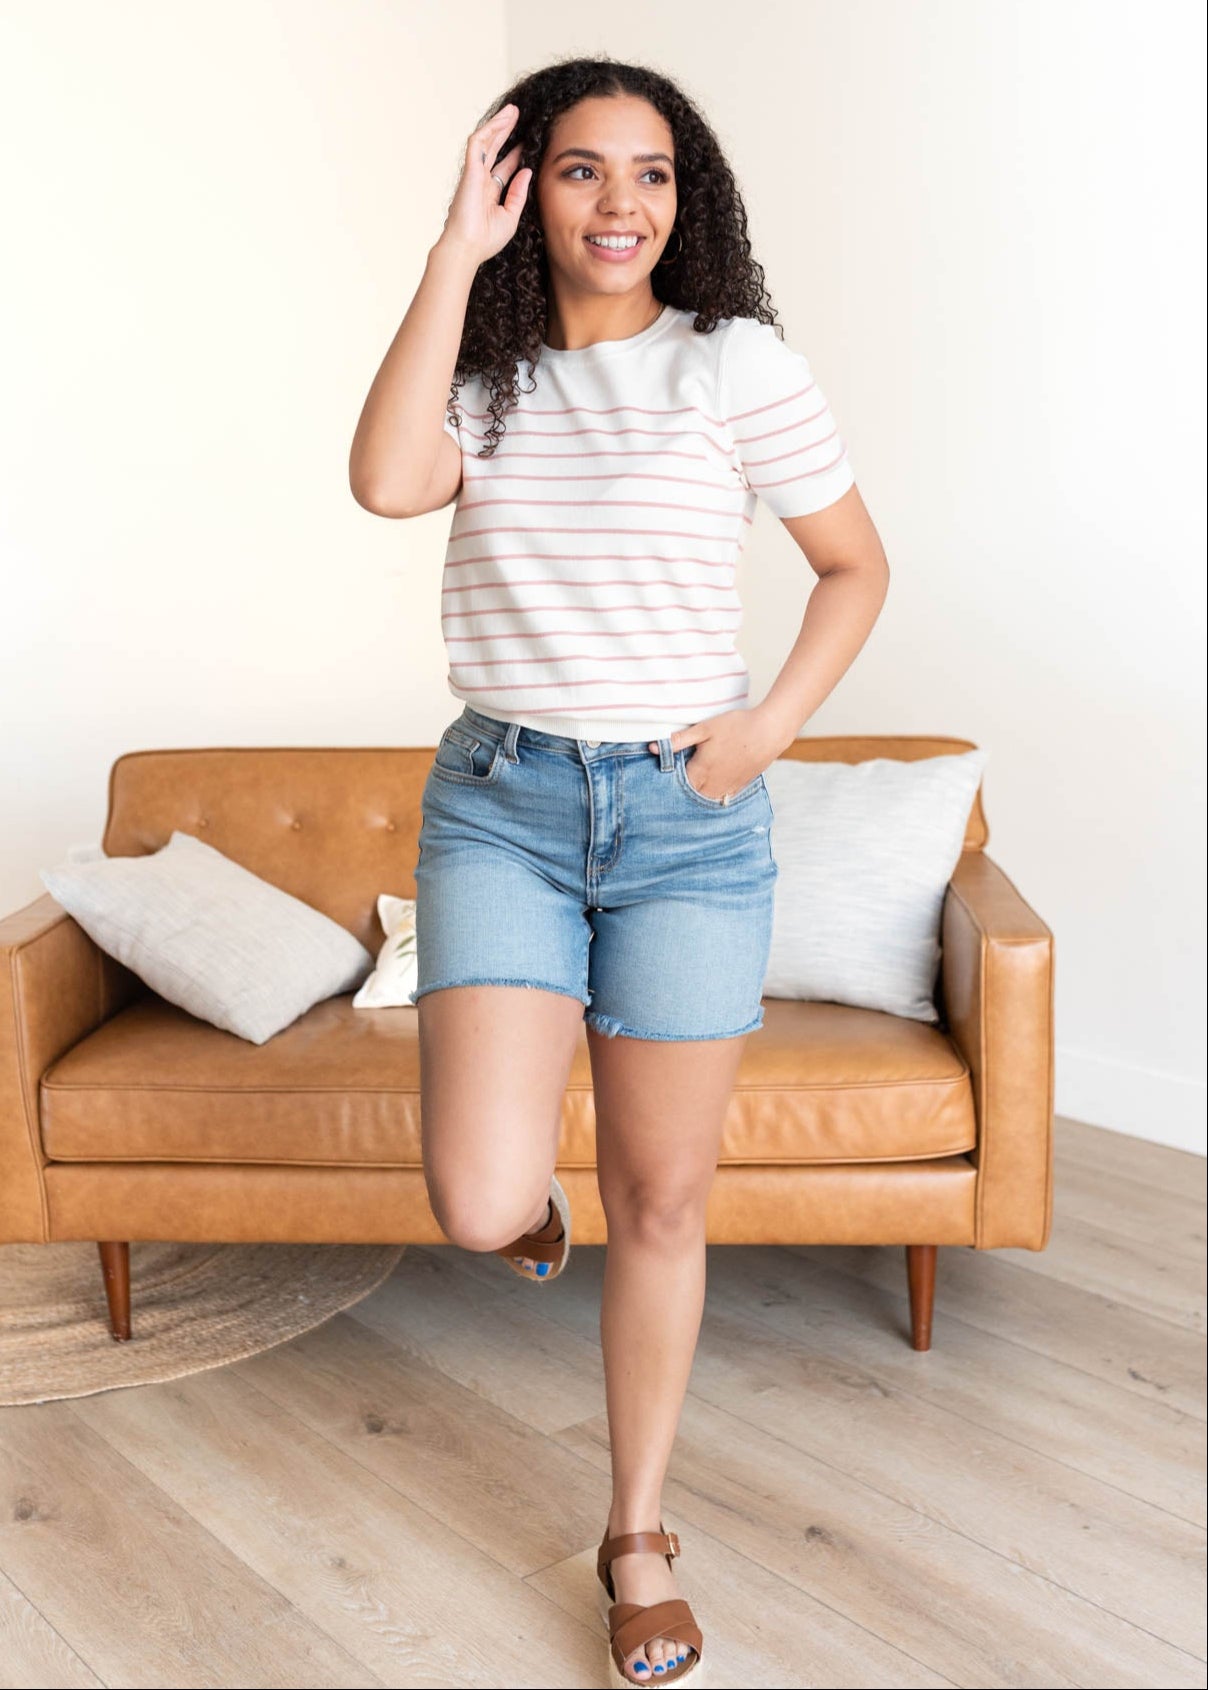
[762, 748, 988, 1023]
[40, 829, 373, 1045]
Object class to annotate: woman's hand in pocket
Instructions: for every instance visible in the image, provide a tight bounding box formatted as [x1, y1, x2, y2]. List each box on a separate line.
[649, 707, 787, 803]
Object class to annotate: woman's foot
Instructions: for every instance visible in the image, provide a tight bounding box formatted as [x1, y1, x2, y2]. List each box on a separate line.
[605, 1524, 696, 1682]
[511, 1195, 563, 1277]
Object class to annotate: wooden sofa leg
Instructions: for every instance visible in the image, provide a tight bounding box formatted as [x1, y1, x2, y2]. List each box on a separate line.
[97, 1241, 131, 1341]
[905, 1244, 936, 1350]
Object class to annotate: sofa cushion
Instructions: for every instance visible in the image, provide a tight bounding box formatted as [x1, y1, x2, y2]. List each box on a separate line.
[40, 993, 976, 1168]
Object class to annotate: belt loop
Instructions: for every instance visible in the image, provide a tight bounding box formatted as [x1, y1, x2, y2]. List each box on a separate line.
[504, 721, 521, 763]
[658, 736, 674, 772]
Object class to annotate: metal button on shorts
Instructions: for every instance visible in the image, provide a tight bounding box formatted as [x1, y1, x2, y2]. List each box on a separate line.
[412, 704, 779, 1041]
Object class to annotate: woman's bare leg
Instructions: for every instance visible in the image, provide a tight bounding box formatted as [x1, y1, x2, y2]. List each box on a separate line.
[588, 1026, 749, 1683]
[419, 985, 584, 1266]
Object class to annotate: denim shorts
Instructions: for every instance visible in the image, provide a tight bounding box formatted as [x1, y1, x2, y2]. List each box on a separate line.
[410, 704, 779, 1041]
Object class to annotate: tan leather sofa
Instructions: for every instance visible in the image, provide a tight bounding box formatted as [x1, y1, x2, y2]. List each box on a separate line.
[0, 736, 1053, 1351]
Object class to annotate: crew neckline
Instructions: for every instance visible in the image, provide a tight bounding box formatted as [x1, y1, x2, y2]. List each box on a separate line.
[537, 302, 678, 363]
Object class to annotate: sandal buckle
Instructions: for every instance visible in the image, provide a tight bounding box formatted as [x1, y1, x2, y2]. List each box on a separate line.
[666, 1531, 681, 1557]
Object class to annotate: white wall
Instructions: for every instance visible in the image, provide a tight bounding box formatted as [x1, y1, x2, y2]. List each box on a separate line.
[2, 2, 1203, 1153]
[505, 0, 1207, 1154]
[0, 0, 508, 879]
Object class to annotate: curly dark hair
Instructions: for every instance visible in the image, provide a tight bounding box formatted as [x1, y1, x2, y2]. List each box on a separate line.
[448, 54, 780, 456]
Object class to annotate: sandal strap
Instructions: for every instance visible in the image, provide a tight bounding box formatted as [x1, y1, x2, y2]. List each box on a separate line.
[597, 1529, 680, 1569]
[608, 1599, 703, 1667]
[492, 1230, 565, 1264]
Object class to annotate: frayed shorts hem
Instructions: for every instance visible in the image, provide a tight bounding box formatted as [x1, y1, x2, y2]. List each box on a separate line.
[410, 975, 590, 1008]
[584, 1007, 765, 1042]
[409, 977, 764, 1041]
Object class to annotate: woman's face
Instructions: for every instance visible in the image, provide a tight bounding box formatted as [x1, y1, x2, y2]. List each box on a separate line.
[535, 94, 678, 299]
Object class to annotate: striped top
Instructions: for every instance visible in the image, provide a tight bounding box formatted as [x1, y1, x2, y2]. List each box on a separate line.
[439, 304, 855, 741]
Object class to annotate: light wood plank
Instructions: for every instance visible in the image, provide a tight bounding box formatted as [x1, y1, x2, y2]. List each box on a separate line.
[688, 1295, 1204, 1656]
[232, 1311, 611, 1576]
[1055, 1118, 1208, 1202]
[0, 1565, 103, 1690]
[433, 1243, 1204, 1656]
[787, 1239, 1205, 1418]
[346, 1243, 604, 1433]
[0, 1403, 375, 1689]
[553, 1401, 1204, 1690]
[435, 1232, 1205, 1526]
[975, 1213, 1205, 1334]
[529, 1521, 955, 1690]
[765, 1246, 1203, 1526]
[1048, 1152, 1204, 1261]
[0, 1122, 1198, 1689]
[69, 1354, 603, 1687]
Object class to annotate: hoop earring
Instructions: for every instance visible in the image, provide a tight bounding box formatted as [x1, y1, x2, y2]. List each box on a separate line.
[657, 227, 683, 266]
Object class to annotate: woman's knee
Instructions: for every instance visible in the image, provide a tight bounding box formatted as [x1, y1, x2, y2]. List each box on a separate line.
[599, 1177, 710, 1244]
[428, 1177, 547, 1254]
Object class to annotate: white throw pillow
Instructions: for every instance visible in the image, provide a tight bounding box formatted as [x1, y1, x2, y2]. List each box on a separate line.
[762, 749, 989, 1023]
[352, 894, 418, 1008]
[40, 829, 374, 1045]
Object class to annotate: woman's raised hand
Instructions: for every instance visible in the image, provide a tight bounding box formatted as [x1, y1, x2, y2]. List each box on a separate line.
[440, 103, 532, 267]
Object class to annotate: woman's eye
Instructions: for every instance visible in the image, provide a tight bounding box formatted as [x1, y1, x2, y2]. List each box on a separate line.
[563, 166, 670, 184]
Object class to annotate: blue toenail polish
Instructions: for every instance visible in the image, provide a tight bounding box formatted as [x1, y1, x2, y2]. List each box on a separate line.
[653, 1668, 665, 1675]
[536, 1262, 550, 1276]
[632, 1666, 649, 1676]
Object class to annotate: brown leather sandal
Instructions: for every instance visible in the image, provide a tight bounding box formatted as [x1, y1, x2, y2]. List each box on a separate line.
[596, 1526, 704, 1687]
[493, 1173, 571, 1282]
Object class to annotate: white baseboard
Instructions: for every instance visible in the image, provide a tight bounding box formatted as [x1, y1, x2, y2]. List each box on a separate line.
[1057, 1045, 1206, 1156]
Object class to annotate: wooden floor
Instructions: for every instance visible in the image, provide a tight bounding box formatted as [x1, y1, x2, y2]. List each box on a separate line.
[1, 1117, 1204, 1689]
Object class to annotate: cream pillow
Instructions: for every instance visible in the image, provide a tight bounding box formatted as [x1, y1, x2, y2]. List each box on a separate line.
[352, 894, 418, 1008]
[40, 830, 374, 1045]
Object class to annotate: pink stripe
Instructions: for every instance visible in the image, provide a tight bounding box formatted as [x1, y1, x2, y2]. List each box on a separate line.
[465, 424, 735, 453]
[442, 611, 746, 632]
[464, 467, 733, 486]
[450, 522, 753, 541]
[444, 551, 738, 571]
[744, 429, 840, 468]
[442, 624, 740, 642]
[441, 575, 737, 596]
[457, 397, 750, 430]
[732, 401, 832, 448]
[442, 647, 738, 666]
[749, 446, 849, 492]
[725, 382, 816, 426]
[448, 672, 749, 694]
[447, 688, 752, 713]
[454, 496, 742, 516]
[462, 399, 714, 421]
[463, 447, 712, 464]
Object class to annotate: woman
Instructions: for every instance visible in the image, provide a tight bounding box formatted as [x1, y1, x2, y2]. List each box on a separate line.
[350, 56, 889, 1688]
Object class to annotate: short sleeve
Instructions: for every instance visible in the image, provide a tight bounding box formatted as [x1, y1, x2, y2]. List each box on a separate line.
[717, 317, 855, 517]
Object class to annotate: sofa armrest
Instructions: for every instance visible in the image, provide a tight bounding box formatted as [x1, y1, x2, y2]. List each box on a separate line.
[0, 892, 144, 1242]
[940, 852, 1055, 1250]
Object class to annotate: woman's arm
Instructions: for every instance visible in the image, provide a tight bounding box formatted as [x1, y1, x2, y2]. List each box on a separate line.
[756, 483, 891, 748]
[348, 238, 478, 517]
[348, 102, 531, 518]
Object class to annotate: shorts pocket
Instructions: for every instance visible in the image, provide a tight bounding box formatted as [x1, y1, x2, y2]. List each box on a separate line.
[675, 748, 765, 810]
[431, 720, 505, 785]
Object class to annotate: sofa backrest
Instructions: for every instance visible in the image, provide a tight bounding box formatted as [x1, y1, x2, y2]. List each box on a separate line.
[103, 738, 988, 953]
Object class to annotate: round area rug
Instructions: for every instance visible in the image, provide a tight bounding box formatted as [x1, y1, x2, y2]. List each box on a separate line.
[0, 1241, 405, 1406]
